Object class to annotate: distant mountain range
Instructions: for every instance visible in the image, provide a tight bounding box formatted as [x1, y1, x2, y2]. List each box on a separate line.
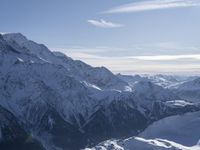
[0, 33, 199, 150]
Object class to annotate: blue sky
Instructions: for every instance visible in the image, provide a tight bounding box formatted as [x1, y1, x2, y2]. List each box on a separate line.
[1, 0, 200, 74]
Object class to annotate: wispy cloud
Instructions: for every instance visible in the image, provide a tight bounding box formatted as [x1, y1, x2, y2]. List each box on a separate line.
[87, 19, 124, 28]
[129, 54, 200, 61]
[130, 42, 200, 55]
[104, 0, 200, 14]
[67, 52, 200, 75]
[52, 46, 200, 74]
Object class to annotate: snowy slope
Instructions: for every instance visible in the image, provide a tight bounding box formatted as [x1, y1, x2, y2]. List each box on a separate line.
[87, 111, 200, 150]
[145, 74, 184, 88]
[86, 138, 200, 150]
[131, 81, 180, 115]
[140, 111, 200, 147]
[174, 78, 200, 102]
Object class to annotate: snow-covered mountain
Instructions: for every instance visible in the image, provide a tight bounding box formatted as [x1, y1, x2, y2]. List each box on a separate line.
[0, 33, 199, 150]
[3, 33, 128, 91]
[117, 74, 197, 88]
[173, 77, 200, 102]
[86, 111, 200, 150]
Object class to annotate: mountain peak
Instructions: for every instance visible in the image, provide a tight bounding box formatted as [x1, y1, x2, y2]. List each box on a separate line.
[134, 81, 158, 89]
[4, 32, 26, 38]
[3, 33, 28, 44]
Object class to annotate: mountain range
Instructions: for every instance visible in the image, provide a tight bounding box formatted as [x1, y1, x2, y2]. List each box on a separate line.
[0, 33, 200, 150]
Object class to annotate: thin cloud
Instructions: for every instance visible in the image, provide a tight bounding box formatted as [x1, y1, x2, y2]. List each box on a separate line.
[65, 52, 200, 75]
[53, 47, 200, 61]
[104, 0, 200, 14]
[53, 47, 200, 74]
[87, 19, 124, 28]
[129, 54, 200, 61]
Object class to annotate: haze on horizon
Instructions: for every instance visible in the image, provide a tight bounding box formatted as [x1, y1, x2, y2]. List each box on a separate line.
[1, 0, 200, 75]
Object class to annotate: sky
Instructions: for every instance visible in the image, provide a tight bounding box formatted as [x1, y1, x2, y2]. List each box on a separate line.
[1, 0, 200, 75]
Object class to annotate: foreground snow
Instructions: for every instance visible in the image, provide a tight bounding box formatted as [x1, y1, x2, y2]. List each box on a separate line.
[85, 137, 200, 150]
